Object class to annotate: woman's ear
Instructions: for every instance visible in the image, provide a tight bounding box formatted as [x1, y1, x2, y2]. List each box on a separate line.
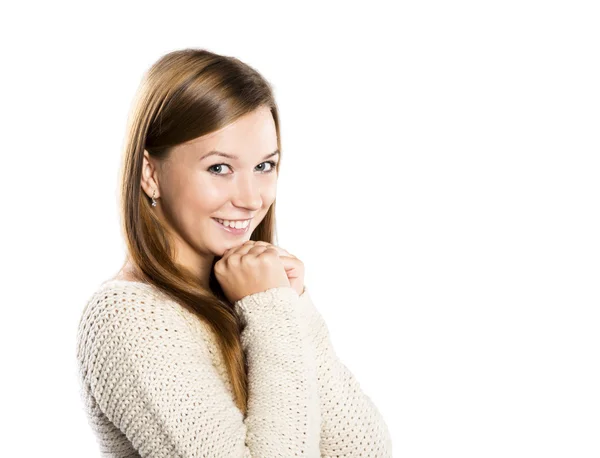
[140, 149, 160, 200]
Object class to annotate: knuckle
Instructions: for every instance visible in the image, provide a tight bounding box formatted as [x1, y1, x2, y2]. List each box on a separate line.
[240, 253, 258, 264]
[263, 248, 280, 260]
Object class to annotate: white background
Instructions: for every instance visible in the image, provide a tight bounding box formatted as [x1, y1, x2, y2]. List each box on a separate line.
[1, 1, 599, 456]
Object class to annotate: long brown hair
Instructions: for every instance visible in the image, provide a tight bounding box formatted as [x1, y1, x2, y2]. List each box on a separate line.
[117, 48, 282, 416]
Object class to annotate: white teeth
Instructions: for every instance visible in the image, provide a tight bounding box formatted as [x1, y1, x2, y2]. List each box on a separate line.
[216, 219, 250, 229]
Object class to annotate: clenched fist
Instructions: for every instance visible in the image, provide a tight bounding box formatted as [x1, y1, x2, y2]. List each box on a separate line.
[214, 241, 291, 304]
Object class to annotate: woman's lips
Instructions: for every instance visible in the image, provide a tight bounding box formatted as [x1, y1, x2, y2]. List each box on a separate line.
[212, 218, 250, 235]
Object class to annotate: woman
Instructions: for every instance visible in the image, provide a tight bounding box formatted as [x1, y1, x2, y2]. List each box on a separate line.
[75, 48, 392, 457]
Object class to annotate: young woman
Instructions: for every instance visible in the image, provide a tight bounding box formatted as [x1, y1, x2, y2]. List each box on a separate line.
[75, 48, 392, 457]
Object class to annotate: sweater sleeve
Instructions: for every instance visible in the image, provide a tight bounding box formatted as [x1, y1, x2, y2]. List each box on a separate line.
[76, 285, 321, 457]
[296, 285, 393, 457]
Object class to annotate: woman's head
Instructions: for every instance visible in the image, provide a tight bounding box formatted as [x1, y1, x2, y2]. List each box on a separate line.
[120, 48, 282, 286]
[117, 48, 284, 414]
[141, 105, 280, 278]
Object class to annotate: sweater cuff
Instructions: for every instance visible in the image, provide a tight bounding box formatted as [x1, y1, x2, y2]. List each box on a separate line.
[296, 285, 322, 320]
[234, 286, 300, 323]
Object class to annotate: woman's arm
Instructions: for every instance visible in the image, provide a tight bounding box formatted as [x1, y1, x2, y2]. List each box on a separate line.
[76, 285, 321, 457]
[297, 286, 393, 458]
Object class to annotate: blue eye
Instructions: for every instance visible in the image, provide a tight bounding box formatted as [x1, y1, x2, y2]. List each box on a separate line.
[207, 161, 278, 176]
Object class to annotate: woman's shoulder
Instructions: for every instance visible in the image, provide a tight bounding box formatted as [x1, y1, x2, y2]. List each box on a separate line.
[75, 279, 222, 384]
[76, 279, 197, 351]
[76, 278, 219, 358]
[80, 278, 171, 318]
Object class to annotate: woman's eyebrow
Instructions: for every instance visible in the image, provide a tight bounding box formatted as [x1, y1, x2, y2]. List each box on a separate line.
[200, 149, 280, 161]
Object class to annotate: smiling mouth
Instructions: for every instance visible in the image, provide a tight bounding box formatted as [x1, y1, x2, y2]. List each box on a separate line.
[212, 217, 252, 226]
[212, 217, 251, 234]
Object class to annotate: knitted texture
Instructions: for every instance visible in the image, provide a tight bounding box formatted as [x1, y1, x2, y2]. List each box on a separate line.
[76, 280, 392, 457]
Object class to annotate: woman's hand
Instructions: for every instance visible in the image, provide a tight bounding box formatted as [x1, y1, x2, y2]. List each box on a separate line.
[215, 241, 291, 304]
[223, 241, 305, 297]
[271, 245, 305, 296]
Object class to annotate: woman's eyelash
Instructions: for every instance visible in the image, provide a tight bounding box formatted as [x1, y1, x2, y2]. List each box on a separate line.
[207, 160, 278, 176]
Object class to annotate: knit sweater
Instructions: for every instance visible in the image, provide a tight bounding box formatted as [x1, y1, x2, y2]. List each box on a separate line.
[75, 279, 392, 457]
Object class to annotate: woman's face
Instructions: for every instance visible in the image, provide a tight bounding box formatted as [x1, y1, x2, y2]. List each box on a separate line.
[143, 105, 279, 264]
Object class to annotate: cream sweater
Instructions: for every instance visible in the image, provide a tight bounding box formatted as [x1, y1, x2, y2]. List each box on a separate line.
[76, 279, 392, 457]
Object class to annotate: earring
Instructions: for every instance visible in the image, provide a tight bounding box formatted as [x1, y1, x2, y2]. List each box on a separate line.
[151, 190, 157, 207]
